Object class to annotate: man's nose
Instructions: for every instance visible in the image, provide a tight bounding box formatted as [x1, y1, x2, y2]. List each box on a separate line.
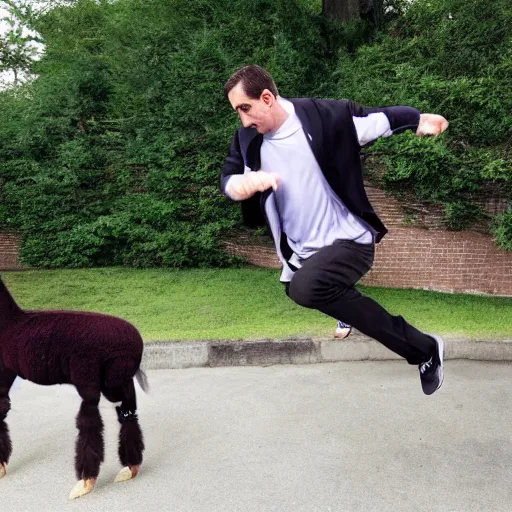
[239, 113, 252, 128]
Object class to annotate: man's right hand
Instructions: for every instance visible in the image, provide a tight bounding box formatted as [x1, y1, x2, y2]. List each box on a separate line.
[416, 113, 449, 136]
[226, 171, 280, 201]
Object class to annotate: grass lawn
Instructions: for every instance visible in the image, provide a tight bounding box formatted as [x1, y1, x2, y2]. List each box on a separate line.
[2, 267, 512, 341]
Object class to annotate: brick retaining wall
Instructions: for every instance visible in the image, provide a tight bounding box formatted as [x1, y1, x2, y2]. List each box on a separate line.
[222, 229, 512, 296]
[362, 228, 512, 295]
[2, 185, 512, 295]
[0, 231, 22, 270]
[223, 185, 512, 296]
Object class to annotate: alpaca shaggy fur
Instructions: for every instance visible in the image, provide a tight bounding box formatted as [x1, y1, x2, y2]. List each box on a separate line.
[0, 275, 147, 499]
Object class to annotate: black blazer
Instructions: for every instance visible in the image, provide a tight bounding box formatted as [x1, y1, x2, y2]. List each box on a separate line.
[220, 97, 420, 243]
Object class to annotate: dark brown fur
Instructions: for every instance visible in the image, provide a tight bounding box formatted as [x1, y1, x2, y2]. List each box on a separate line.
[0, 275, 146, 484]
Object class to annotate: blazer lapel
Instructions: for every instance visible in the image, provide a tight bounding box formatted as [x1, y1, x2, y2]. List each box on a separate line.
[289, 98, 325, 169]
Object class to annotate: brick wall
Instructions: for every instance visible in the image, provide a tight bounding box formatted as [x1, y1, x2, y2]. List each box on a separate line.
[361, 228, 512, 295]
[223, 185, 512, 297]
[3, 184, 512, 295]
[0, 231, 22, 270]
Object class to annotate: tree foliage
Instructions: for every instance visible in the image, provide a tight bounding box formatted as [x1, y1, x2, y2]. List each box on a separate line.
[328, 0, 512, 243]
[0, 0, 510, 269]
[0, 0, 336, 267]
[0, 0, 44, 86]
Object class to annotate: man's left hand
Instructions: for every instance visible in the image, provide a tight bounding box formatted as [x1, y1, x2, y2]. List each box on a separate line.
[416, 114, 449, 136]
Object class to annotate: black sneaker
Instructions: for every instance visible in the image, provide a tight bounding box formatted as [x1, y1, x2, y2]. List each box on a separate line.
[419, 335, 444, 395]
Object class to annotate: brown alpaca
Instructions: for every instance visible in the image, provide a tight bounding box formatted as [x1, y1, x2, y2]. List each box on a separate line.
[0, 275, 147, 499]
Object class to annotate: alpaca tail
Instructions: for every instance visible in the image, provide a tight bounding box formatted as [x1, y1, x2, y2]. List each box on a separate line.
[135, 368, 149, 394]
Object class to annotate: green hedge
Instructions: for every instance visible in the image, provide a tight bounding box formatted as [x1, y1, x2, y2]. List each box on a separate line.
[329, 0, 511, 235]
[0, 0, 510, 268]
[0, 0, 337, 267]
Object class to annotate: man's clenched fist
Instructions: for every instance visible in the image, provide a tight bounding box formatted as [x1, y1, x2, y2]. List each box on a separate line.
[226, 170, 280, 201]
[416, 113, 449, 136]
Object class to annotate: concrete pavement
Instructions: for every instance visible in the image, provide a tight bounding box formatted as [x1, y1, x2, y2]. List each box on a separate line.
[3, 360, 512, 512]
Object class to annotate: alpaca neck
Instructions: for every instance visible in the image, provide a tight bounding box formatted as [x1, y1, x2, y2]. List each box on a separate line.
[0, 278, 22, 331]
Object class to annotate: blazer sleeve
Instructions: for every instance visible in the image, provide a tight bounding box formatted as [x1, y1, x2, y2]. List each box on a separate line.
[220, 129, 245, 199]
[346, 99, 421, 146]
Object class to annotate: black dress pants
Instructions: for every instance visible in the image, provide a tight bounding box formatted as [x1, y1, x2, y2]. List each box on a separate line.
[286, 240, 434, 365]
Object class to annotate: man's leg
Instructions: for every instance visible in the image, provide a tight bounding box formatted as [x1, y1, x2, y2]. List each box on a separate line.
[287, 240, 441, 374]
[283, 283, 352, 339]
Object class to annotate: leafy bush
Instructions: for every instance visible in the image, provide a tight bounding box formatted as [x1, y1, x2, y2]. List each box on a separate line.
[493, 210, 512, 252]
[330, 0, 512, 245]
[1, 0, 511, 267]
[0, 0, 336, 267]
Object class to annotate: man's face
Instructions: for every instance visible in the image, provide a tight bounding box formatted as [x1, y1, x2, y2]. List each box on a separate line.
[228, 82, 275, 134]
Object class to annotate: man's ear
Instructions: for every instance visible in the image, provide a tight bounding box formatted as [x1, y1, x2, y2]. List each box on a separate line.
[261, 89, 275, 106]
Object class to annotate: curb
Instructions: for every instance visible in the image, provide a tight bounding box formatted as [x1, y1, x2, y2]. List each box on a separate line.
[141, 331, 512, 370]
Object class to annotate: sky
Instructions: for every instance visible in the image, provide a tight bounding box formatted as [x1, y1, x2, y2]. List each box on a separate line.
[0, 1, 46, 87]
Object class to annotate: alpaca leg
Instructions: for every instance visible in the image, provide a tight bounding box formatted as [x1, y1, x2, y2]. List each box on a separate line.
[0, 370, 16, 478]
[69, 386, 103, 500]
[114, 380, 144, 483]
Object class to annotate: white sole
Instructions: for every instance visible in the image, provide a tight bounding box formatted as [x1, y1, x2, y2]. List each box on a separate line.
[430, 334, 445, 392]
[334, 327, 352, 339]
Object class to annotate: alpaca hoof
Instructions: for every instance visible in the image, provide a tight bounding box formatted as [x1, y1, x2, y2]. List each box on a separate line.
[0, 463, 6, 479]
[114, 465, 140, 483]
[69, 478, 96, 500]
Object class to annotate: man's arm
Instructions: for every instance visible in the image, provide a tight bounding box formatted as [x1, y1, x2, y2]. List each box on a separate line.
[346, 100, 448, 146]
[220, 130, 279, 201]
[220, 129, 245, 198]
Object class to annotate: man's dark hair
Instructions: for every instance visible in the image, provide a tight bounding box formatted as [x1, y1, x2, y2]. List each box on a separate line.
[224, 65, 279, 99]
